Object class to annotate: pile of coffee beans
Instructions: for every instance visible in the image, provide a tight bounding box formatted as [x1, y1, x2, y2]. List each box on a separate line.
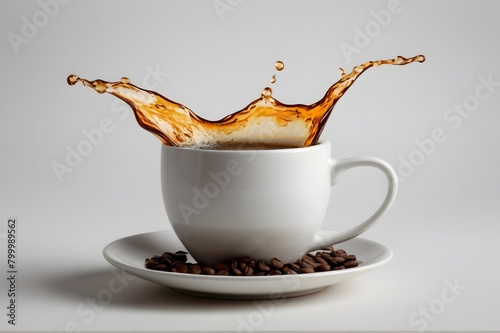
[144, 246, 359, 276]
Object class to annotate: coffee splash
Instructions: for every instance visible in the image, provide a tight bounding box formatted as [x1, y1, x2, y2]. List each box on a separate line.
[67, 55, 425, 148]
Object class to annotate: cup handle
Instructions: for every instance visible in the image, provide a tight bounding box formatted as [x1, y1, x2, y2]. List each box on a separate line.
[308, 156, 398, 252]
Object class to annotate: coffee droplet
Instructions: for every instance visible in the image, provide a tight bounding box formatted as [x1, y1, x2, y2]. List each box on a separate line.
[339, 68, 346, 77]
[261, 87, 272, 98]
[67, 74, 79, 86]
[68, 54, 425, 148]
[270, 75, 276, 84]
[94, 82, 108, 94]
[275, 61, 285, 71]
[120, 77, 130, 84]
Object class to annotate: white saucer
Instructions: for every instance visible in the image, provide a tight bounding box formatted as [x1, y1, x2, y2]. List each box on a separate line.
[103, 230, 392, 299]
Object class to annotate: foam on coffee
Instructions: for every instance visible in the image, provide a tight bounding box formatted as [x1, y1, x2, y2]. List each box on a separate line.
[67, 55, 425, 148]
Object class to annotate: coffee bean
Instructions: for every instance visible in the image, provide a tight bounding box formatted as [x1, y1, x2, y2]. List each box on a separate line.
[302, 255, 315, 265]
[342, 255, 356, 261]
[154, 263, 168, 271]
[239, 261, 247, 270]
[344, 261, 359, 268]
[315, 257, 328, 266]
[334, 256, 346, 263]
[243, 266, 254, 276]
[241, 256, 256, 268]
[257, 260, 271, 272]
[317, 264, 331, 272]
[174, 251, 188, 263]
[269, 270, 282, 275]
[232, 268, 243, 276]
[216, 270, 229, 276]
[145, 259, 158, 269]
[160, 257, 173, 265]
[173, 262, 188, 273]
[214, 262, 229, 271]
[300, 267, 315, 273]
[201, 267, 215, 275]
[298, 261, 313, 269]
[270, 258, 284, 269]
[188, 264, 201, 274]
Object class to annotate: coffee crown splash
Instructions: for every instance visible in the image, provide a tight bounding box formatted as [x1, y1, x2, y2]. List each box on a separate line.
[67, 55, 425, 148]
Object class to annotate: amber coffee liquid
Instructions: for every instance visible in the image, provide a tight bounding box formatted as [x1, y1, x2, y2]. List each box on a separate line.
[68, 55, 425, 148]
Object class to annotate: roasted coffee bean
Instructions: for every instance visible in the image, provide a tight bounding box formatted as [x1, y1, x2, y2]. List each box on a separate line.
[342, 255, 356, 261]
[333, 265, 345, 270]
[317, 264, 331, 272]
[232, 268, 243, 276]
[319, 252, 331, 259]
[161, 253, 174, 263]
[188, 264, 201, 274]
[257, 260, 271, 272]
[216, 270, 229, 276]
[334, 256, 346, 263]
[315, 257, 328, 266]
[300, 267, 315, 274]
[145, 259, 158, 269]
[214, 262, 229, 271]
[302, 255, 315, 265]
[160, 257, 173, 265]
[241, 256, 256, 268]
[269, 269, 282, 275]
[344, 261, 359, 268]
[270, 258, 284, 269]
[231, 259, 238, 269]
[243, 266, 254, 276]
[298, 261, 313, 269]
[154, 264, 168, 271]
[201, 267, 215, 275]
[322, 245, 334, 251]
[173, 262, 188, 273]
[331, 251, 341, 257]
[175, 250, 188, 260]
[239, 261, 247, 270]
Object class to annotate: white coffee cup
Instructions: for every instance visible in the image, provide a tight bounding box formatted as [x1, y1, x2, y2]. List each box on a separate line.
[161, 140, 397, 265]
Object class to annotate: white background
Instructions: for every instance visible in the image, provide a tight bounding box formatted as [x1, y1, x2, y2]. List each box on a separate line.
[1, 0, 499, 331]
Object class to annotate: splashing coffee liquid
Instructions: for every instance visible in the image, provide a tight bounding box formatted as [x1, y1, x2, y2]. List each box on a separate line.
[67, 55, 425, 148]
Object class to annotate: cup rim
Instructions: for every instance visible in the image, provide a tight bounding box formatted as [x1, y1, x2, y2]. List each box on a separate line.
[161, 139, 329, 153]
